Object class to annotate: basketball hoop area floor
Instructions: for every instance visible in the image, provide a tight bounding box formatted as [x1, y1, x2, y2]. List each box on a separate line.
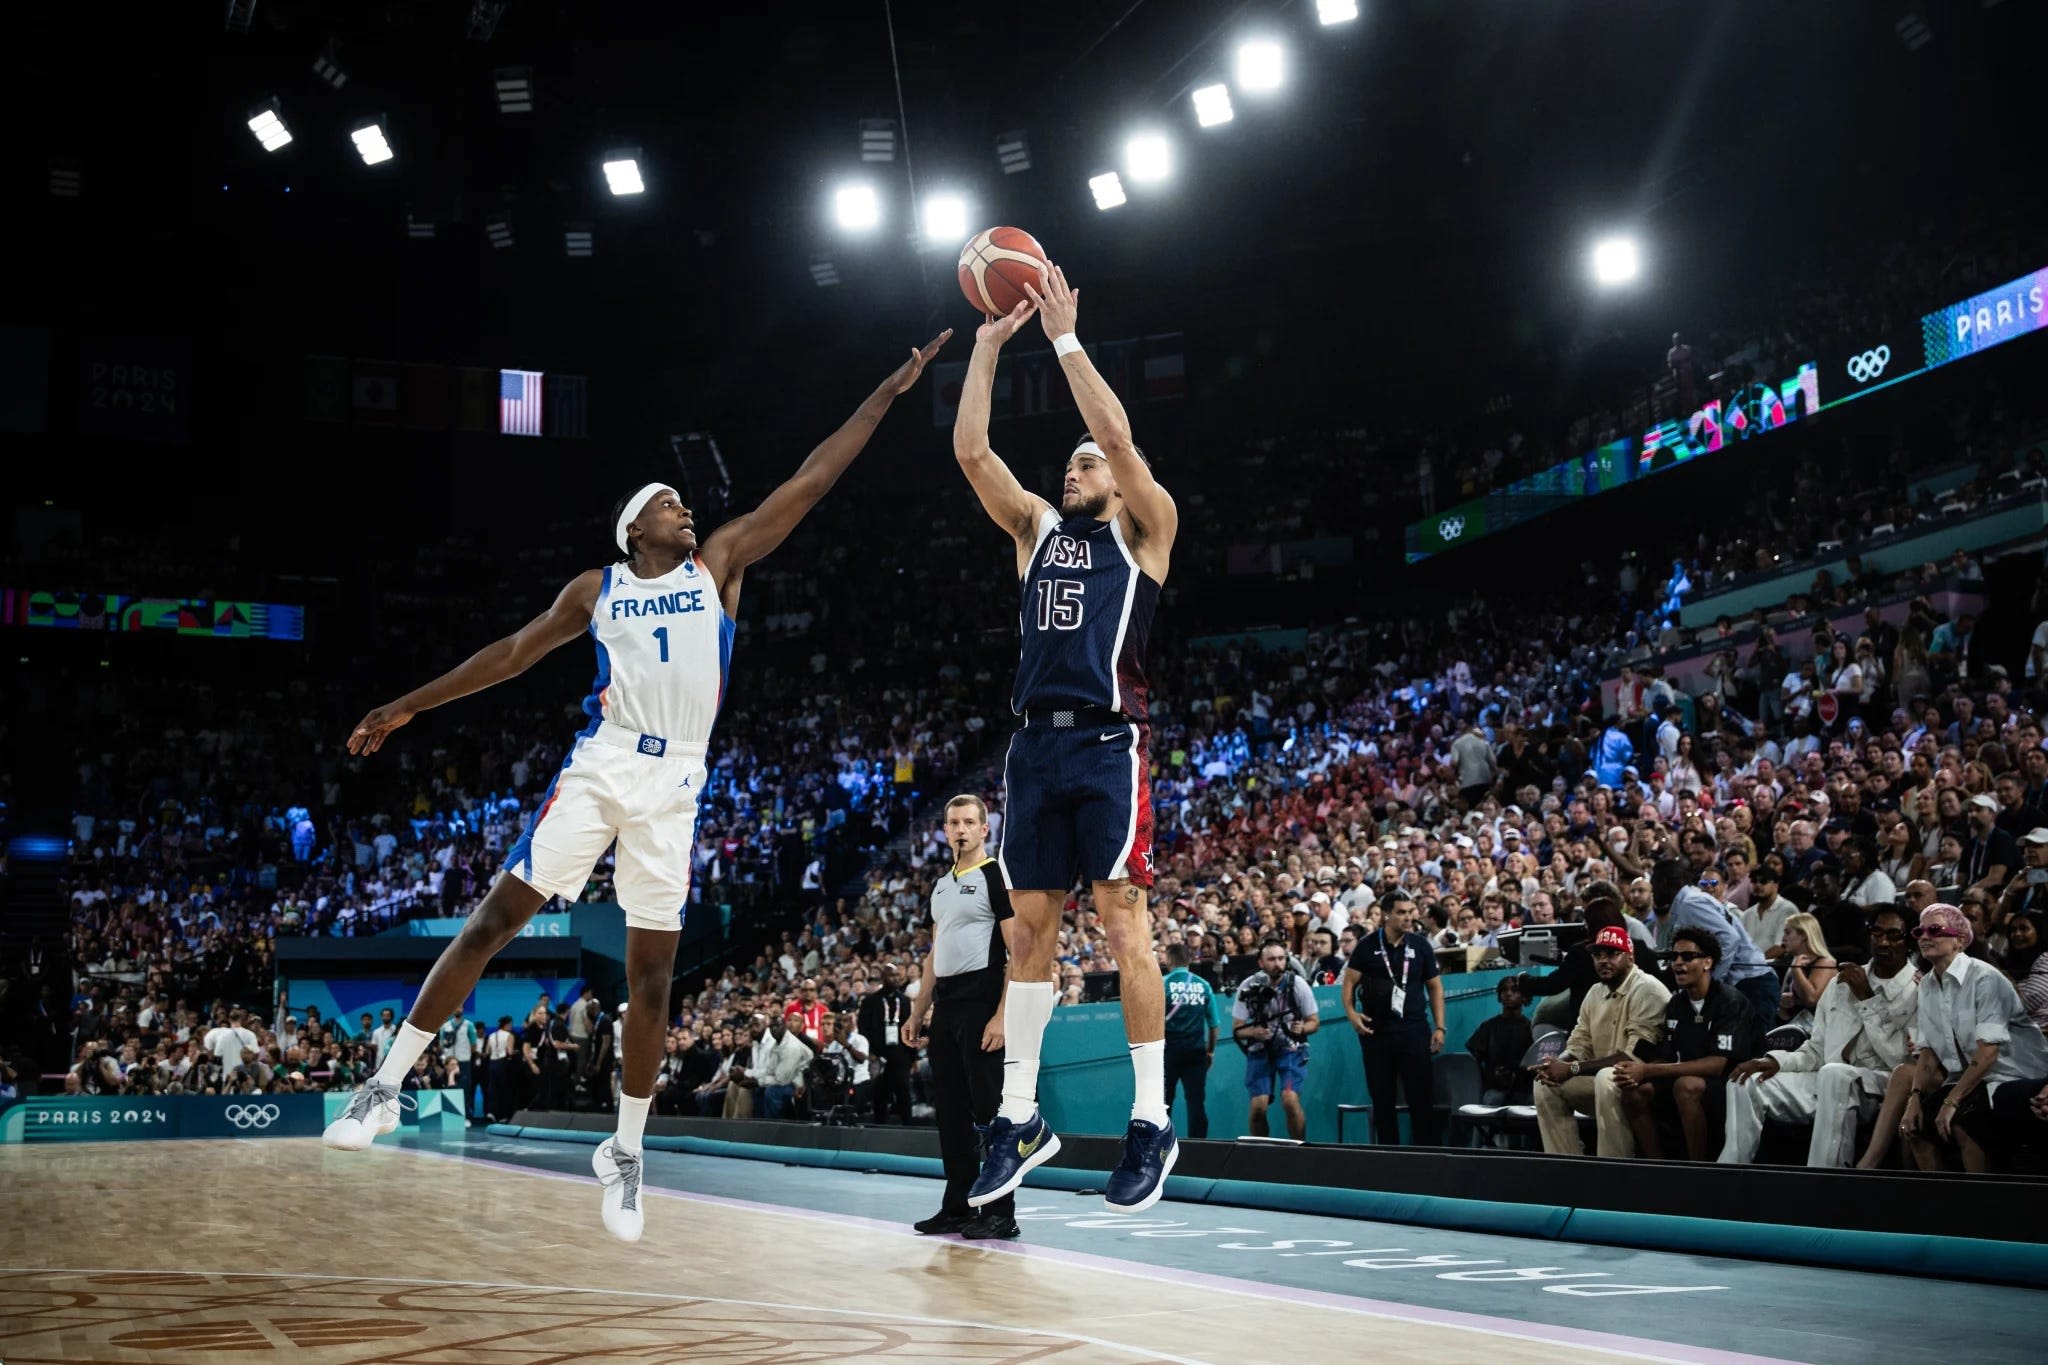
[1, 1130, 2039, 1365]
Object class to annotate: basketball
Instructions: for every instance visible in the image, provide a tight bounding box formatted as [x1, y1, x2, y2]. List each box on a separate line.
[958, 226, 1049, 317]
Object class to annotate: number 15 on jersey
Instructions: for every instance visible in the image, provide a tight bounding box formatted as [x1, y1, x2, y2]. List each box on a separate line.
[1033, 579, 1083, 631]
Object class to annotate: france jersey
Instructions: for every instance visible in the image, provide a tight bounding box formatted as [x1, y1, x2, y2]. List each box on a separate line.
[585, 553, 736, 745]
[999, 509, 1160, 892]
[503, 552, 736, 933]
[1011, 509, 1159, 720]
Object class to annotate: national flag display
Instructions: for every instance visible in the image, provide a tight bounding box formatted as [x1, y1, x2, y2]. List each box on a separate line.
[500, 368, 543, 436]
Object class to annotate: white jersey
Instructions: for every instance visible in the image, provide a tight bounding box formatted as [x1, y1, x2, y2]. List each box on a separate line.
[586, 553, 735, 746]
[503, 552, 731, 933]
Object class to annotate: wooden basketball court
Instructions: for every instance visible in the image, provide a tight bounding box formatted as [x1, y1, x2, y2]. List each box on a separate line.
[0, 1139, 1681, 1365]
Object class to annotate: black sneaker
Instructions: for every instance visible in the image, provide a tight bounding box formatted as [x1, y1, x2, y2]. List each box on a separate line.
[959, 1211, 1020, 1241]
[913, 1210, 974, 1235]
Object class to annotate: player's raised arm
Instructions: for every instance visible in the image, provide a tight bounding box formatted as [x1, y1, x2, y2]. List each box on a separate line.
[347, 568, 605, 754]
[1025, 266, 1177, 542]
[699, 332, 949, 587]
[953, 301, 1055, 549]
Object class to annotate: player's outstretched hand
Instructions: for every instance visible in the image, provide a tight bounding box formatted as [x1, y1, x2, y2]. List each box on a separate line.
[348, 701, 414, 756]
[1023, 263, 1079, 341]
[882, 330, 954, 395]
[974, 299, 1035, 348]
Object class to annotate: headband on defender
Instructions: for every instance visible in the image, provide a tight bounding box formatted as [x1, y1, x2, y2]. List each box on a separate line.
[614, 482, 673, 555]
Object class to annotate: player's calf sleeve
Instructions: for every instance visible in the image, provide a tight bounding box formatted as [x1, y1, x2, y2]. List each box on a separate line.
[997, 982, 1057, 1122]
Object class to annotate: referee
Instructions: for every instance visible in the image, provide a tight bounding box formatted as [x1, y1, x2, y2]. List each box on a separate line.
[903, 794, 1017, 1240]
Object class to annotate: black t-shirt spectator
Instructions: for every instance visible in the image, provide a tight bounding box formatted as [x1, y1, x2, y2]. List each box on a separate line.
[1307, 953, 1346, 987]
[1964, 827, 2020, 886]
[1466, 1012, 1534, 1097]
[1518, 948, 1598, 1012]
[1995, 804, 2048, 841]
[1344, 930, 1440, 1033]
[1658, 980, 1763, 1069]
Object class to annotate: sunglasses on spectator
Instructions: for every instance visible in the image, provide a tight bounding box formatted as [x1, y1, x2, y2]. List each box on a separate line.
[1697, 875, 1721, 888]
[1910, 925, 1960, 940]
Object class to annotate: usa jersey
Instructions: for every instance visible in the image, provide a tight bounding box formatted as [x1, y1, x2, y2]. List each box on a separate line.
[584, 553, 736, 744]
[1012, 509, 1158, 719]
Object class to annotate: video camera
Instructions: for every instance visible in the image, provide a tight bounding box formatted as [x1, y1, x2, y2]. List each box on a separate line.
[1234, 970, 1305, 1056]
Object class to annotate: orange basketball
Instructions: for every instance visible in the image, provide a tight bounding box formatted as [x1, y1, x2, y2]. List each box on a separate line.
[958, 226, 1049, 317]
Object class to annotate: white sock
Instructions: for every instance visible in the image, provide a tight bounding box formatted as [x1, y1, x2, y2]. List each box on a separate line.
[615, 1093, 652, 1155]
[997, 982, 1057, 1123]
[1129, 1039, 1168, 1128]
[373, 1022, 435, 1087]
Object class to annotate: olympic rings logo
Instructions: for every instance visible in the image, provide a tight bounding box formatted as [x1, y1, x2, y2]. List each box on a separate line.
[1846, 346, 1891, 383]
[1437, 517, 1466, 541]
[224, 1103, 281, 1129]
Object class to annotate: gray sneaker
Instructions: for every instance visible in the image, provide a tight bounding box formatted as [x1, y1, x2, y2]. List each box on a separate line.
[321, 1080, 411, 1151]
[593, 1139, 645, 1242]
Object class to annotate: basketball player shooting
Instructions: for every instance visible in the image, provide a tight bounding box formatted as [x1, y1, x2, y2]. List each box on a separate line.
[325, 330, 949, 1242]
[952, 265, 1180, 1212]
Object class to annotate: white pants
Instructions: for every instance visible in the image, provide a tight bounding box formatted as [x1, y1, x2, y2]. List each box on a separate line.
[504, 725, 707, 931]
[1720, 1061, 1885, 1168]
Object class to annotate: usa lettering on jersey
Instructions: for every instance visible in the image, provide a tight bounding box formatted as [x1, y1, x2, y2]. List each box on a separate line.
[610, 589, 708, 620]
[1041, 534, 1093, 570]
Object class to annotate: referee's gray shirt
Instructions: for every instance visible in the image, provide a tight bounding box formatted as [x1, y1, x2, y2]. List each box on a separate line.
[929, 857, 1012, 1005]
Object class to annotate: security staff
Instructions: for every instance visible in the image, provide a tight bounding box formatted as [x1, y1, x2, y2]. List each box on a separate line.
[903, 795, 1016, 1240]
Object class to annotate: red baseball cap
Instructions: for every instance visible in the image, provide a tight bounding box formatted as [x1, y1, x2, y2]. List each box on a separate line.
[1591, 925, 1633, 954]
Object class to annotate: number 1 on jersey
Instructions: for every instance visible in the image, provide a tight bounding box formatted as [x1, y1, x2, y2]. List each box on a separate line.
[1034, 579, 1084, 631]
[652, 626, 669, 662]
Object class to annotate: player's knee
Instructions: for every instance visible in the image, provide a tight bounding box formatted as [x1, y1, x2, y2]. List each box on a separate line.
[1673, 1075, 1706, 1102]
[1249, 1095, 1270, 1113]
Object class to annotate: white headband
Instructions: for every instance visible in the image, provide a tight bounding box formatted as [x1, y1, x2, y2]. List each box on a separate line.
[615, 483, 674, 555]
[1071, 439, 1106, 461]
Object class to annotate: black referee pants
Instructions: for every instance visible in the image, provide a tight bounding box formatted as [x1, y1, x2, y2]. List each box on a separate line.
[928, 995, 1011, 1218]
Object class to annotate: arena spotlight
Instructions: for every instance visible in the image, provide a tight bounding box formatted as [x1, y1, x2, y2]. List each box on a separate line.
[996, 130, 1031, 174]
[1317, 0, 1360, 23]
[247, 101, 292, 152]
[493, 67, 533, 114]
[1589, 235, 1642, 286]
[1089, 171, 1127, 210]
[350, 122, 394, 166]
[602, 154, 644, 196]
[833, 182, 881, 231]
[312, 44, 348, 90]
[1192, 84, 1234, 128]
[921, 193, 970, 248]
[1125, 132, 1171, 184]
[1236, 39, 1285, 93]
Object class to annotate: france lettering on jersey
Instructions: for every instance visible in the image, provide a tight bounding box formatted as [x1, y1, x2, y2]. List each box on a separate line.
[1011, 509, 1159, 718]
[583, 554, 736, 744]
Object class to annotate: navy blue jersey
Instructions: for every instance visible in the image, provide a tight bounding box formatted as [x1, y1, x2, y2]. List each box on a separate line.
[1012, 509, 1159, 719]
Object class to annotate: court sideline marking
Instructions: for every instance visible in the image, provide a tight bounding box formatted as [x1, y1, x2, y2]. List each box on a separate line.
[400, 1141, 1798, 1365]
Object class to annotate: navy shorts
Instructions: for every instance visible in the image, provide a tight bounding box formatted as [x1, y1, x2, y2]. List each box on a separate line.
[998, 710, 1154, 892]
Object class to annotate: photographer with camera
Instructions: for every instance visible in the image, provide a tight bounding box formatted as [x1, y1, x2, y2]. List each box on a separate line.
[1232, 939, 1321, 1140]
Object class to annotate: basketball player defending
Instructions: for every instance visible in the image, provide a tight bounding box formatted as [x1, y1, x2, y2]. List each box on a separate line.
[953, 267, 1179, 1212]
[324, 331, 949, 1243]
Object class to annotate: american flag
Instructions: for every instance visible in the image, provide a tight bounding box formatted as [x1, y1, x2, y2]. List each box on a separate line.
[500, 368, 543, 436]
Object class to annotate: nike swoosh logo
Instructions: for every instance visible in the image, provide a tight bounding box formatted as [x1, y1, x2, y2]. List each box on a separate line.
[1100, 731, 1124, 742]
[1016, 1129, 1044, 1158]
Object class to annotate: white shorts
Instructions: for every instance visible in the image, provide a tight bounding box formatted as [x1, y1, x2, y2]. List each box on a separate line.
[503, 723, 707, 932]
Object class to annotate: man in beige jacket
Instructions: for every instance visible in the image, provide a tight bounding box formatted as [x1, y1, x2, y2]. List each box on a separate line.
[1531, 925, 1671, 1156]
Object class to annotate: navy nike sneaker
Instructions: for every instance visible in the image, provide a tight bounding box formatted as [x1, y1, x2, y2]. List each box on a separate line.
[1102, 1118, 1178, 1213]
[967, 1112, 1062, 1207]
